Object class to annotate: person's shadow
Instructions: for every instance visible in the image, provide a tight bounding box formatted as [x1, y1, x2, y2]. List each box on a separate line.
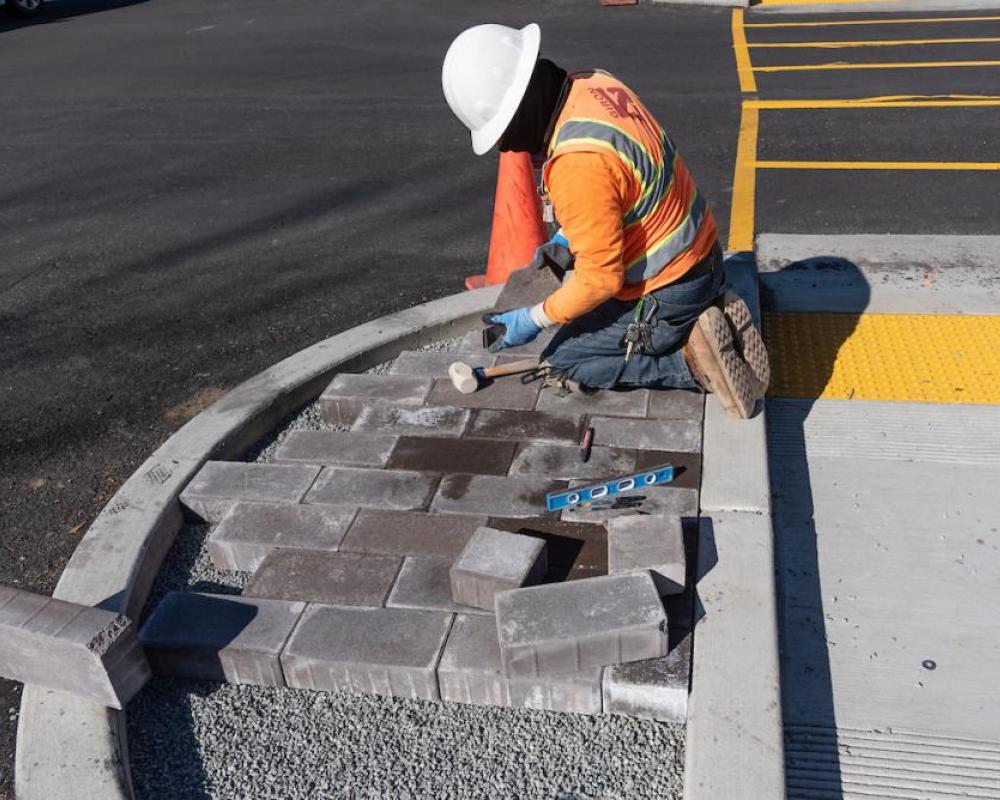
[758, 252, 871, 799]
[0, 0, 148, 34]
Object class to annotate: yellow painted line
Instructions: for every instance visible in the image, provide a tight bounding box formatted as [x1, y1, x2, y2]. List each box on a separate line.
[732, 9, 758, 93]
[728, 104, 759, 253]
[747, 95, 1000, 108]
[745, 15, 1000, 28]
[757, 0, 898, 5]
[765, 312, 1000, 404]
[756, 160, 1000, 170]
[754, 59, 1000, 72]
[749, 36, 1000, 48]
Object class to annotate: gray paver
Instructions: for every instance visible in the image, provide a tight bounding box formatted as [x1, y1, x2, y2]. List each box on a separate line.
[560, 484, 699, 523]
[340, 509, 486, 560]
[179, 461, 321, 523]
[495, 572, 668, 677]
[437, 614, 603, 714]
[139, 592, 305, 687]
[646, 389, 704, 421]
[431, 474, 564, 518]
[0, 587, 150, 709]
[427, 375, 541, 411]
[591, 417, 702, 453]
[607, 515, 686, 595]
[320, 373, 432, 425]
[280, 604, 453, 700]
[304, 466, 439, 511]
[386, 557, 492, 616]
[208, 501, 357, 572]
[450, 527, 547, 611]
[351, 402, 471, 438]
[243, 549, 402, 606]
[508, 442, 637, 481]
[389, 350, 497, 378]
[466, 408, 583, 444]
[603, 633, 691, 722]
[536, 387, 649, 418]
[271, 430, 397, 468]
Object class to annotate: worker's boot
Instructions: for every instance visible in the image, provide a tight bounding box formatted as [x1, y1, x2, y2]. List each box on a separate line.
[718, 290, 770, 391]
[683, 305, 761, 419]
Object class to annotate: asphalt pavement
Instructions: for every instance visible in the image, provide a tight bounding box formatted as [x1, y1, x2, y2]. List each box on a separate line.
[0, 0, 738, 794]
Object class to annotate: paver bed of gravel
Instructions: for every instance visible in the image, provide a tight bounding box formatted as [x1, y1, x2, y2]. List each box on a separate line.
[129, 270, 700, 798]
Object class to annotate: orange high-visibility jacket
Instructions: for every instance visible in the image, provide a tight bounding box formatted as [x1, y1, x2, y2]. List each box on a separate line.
[539, 71, 718, 325]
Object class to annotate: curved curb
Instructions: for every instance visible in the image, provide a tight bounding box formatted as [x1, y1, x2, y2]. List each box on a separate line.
[15, 285, 502, 800]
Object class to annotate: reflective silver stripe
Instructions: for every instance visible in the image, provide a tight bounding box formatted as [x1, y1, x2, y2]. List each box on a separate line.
[624, 132, 677, 228]
[623, 192, 708, 284]
[553, 120, 661, 191]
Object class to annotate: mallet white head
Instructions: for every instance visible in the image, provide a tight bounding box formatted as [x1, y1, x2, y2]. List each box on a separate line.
[448, 361, 480, 394]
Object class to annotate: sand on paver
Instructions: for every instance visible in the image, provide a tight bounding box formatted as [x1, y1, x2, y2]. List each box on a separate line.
[129, 337, 689, 799]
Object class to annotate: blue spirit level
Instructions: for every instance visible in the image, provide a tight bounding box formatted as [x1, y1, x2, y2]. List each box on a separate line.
[544, 464, 675, 512]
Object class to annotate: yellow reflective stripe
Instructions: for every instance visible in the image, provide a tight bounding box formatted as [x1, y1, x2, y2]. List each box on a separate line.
[550, 137, 646, 189]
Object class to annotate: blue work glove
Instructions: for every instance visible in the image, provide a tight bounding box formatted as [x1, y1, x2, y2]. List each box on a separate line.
[529, 229, 574, 275]
[482, 307, 543, 352]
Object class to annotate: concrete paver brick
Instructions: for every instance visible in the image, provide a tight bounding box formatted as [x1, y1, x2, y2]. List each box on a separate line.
[280, 604, 453, 700]
[0, 586, 150, 709]
[508, 442, 637, 481]
[536, 387, 649, 418]
[450, 527, 547, 610]
[466, 408, 583, 444]
[243, 549, 402, 606]
[386, 557, 492, 616]
[208, 501, 357, 572]
[438, 614, 603, 714]
[386, 436, 516, 476]
[320, 373, 432, 425]
[352, 402, 471, 438]
[340, 509, 486, 560]
[491, 264, 562, 311]
[139, 591, 305, 687]
[495, 572, 668, 677]
[603, 632, 691, 723]
[487, 516, 608, 581]
[646, 389, 705, 421]
[389, 350, 497, 378]
[634, 450, 702, 490]
[591, 417, 702, 453]
[607, 515, 686, 595]
[427, 374, 541, 411]
[271, 430, 397, 468]
[305, 466, 439, 511]
[179, 461, 321, 523]
[560, 484, 699, 523]
[431, 474, 565, 518]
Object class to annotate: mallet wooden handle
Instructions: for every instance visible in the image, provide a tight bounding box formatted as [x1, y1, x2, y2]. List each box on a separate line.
[480, 358, 540, 379]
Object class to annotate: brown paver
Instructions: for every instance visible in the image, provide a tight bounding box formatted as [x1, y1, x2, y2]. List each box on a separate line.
[320, 373, 432, 425]
[487, 516, 608, 582]
[427, 375, 540, 411]
[385, 557, 492, 616]
[352, 402, 471, 438]
[340, 509, 486, 560]
[508, 442, 637, 481]
[386, 436, 516, 476]
[431, 474, 566, 518]
[536, 387, 649, 419]
[304, 466, 439, 511]
[466, 408, 583, 444]
[271, 430, 397, 468]
[243, 549, 402, 607]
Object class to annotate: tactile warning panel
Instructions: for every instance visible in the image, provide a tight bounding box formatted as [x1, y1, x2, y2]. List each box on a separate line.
[764, 312, 1000, 404]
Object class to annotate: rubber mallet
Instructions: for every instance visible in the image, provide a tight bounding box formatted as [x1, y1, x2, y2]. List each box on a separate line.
[448, 358, 540, 394]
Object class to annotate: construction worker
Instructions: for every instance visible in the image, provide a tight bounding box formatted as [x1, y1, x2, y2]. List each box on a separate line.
[442, 23, 769, 418]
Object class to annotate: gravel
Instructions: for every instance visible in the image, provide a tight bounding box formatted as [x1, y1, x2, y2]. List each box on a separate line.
[129, 335, 686, 800]
[128, 680, 684, 800]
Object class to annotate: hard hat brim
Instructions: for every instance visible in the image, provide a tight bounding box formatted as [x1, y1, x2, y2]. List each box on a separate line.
[470, 23, 541, 156]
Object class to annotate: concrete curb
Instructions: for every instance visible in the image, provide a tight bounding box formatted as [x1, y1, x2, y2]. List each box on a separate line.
[683, 254, 785, 799]
[15, 285, 502, 800]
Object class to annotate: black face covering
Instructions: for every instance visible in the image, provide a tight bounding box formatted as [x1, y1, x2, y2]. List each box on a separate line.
[498, 58, 568, 156]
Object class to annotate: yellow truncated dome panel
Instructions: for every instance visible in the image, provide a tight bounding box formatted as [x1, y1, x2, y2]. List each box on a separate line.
[764, 312, 1000, 404]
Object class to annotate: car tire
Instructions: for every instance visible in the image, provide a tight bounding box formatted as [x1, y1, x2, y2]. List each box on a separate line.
[7, 0, 45, 16]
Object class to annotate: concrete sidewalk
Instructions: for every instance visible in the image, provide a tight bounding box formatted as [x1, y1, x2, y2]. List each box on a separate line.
[759, 233, 1000, 799]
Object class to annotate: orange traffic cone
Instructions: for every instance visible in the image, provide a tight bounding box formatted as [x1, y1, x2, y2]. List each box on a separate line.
[465, 150, 548, 290]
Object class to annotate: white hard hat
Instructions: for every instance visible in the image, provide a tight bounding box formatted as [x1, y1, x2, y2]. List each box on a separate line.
[442, 23, 541, 156]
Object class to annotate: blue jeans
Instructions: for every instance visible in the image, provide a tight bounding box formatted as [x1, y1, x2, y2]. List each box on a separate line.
[541, 244, 724, 390]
